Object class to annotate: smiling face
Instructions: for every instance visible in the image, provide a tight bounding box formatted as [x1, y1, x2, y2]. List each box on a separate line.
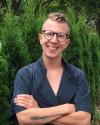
[39, 19, 70, 59]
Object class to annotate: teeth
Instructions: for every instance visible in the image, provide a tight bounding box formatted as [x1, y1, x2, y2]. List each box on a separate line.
[48, 46, 57, 50]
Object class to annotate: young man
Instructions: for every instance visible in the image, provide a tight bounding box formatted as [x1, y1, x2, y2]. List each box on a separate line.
[9, 12, 91, 125]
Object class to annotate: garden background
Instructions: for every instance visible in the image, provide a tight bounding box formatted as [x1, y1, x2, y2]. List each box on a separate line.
[0, 0, 100, 125]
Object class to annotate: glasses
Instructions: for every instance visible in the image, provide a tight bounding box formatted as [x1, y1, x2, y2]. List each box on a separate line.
[42, 30, 69, 42]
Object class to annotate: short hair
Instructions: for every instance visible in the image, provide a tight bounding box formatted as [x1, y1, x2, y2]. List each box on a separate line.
[47, 12, 68, 23]
[42, 12, 70, 35]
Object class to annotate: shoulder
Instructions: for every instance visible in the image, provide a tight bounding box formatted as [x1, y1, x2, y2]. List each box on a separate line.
[66, 63, 87, 85]
[68, 64, 84, 76]
[16, 58, 45, 80]
[16, 60, 40, 77]
[63, 59, 86, 80]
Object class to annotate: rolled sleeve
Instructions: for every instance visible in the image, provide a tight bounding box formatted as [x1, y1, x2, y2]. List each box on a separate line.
[13, 67, 31, 113]
[74, 72, 91, 113]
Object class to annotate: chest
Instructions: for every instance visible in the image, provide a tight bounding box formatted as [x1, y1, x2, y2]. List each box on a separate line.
[31, 69, 77, 107]
[46, 69, 63, 95]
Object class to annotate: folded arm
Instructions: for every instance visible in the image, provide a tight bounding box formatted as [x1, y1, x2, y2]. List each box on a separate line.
[14, 94, 91, 125]
[16, 104, 75, 125]
[51, 111, 91, 125]
[14, 94, 75, 125]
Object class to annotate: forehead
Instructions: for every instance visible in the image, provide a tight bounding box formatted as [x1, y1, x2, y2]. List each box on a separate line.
[42, 19, 69, 33]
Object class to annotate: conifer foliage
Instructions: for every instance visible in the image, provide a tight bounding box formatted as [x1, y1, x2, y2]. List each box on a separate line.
[0, 0, 99, 124]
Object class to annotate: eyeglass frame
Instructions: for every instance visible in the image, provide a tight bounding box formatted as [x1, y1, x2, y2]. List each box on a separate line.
[41, 30, 69, 42]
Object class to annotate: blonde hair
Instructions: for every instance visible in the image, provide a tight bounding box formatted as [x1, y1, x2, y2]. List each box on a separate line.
[42, 12, 70, 35]
[47, 12, 68, 23]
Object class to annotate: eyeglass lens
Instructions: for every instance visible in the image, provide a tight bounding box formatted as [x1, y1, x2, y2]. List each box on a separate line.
[42, 30, 68, 42]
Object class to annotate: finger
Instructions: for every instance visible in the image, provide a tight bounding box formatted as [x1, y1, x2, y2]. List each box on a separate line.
[16, 94, 36, 102]
[15, 97, 36, 106]
[15, 102, 28, 108]
[16, 95, 38, 105]
[15, 96, 30, 103]
[17, 94, 33, 99]
[14, 99, 29, 108]
[14, 97, 38, 108]
[14, 98, 34, 109]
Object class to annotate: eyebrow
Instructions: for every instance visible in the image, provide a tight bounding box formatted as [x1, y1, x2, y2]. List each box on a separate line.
[42, 30, 67, 34]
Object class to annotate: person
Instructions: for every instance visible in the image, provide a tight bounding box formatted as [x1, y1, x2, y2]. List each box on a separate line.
[9, 12, 91, 125]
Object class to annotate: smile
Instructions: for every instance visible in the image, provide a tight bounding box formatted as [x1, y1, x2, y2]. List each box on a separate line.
[47, 45, 58, 50]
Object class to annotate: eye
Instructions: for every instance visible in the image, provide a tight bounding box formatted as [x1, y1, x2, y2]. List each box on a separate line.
[57, 33, 65, 38]
[45, 31, 53, 37]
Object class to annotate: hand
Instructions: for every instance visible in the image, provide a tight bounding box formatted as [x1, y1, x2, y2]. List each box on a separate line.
[14, 94, 39, 109]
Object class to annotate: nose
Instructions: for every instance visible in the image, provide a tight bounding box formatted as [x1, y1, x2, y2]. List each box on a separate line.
[50, 34, 58, 43]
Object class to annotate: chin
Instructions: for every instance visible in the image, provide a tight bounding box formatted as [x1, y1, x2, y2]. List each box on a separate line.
[45, 53, 59, 59]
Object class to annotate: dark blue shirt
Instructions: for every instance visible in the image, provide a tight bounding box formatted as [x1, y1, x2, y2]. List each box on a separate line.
[9, 58, 91, 124]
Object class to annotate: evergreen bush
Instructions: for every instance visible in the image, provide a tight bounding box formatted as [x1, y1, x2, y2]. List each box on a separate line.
[0, 1, 99, 124]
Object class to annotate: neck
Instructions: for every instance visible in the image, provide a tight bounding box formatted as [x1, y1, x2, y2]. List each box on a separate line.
[42, 54, 62, 70]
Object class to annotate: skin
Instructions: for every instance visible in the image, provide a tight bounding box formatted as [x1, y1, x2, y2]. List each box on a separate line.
[14, 19, 91, 125]
[15, 94, 90, 125]
[15, 95, 75, 125]
[39, 19, 70, 60]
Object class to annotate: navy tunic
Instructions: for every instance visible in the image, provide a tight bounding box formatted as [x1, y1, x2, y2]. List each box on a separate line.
[9, 58, 91, 124]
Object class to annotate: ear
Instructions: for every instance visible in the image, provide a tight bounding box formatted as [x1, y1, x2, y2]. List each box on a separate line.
[38, 33, 43, 45]
[65, 39, 70, 48]
[67, 39, 71, 45]
[39, 33, 42, 40]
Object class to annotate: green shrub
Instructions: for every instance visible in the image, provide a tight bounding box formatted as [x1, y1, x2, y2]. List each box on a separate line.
[0, 1, 99, 124]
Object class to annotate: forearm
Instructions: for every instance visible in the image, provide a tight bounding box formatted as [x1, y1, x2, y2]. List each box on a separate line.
[16, 104, 75, 125]
[52, 111, 91, 125]
[17, 112, 61, 125]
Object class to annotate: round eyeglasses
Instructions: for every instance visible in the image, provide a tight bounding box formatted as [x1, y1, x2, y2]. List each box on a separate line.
[42, 30, 69, 42]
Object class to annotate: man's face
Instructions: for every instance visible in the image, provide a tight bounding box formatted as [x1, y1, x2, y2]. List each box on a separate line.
[39, 19, 70, 59]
